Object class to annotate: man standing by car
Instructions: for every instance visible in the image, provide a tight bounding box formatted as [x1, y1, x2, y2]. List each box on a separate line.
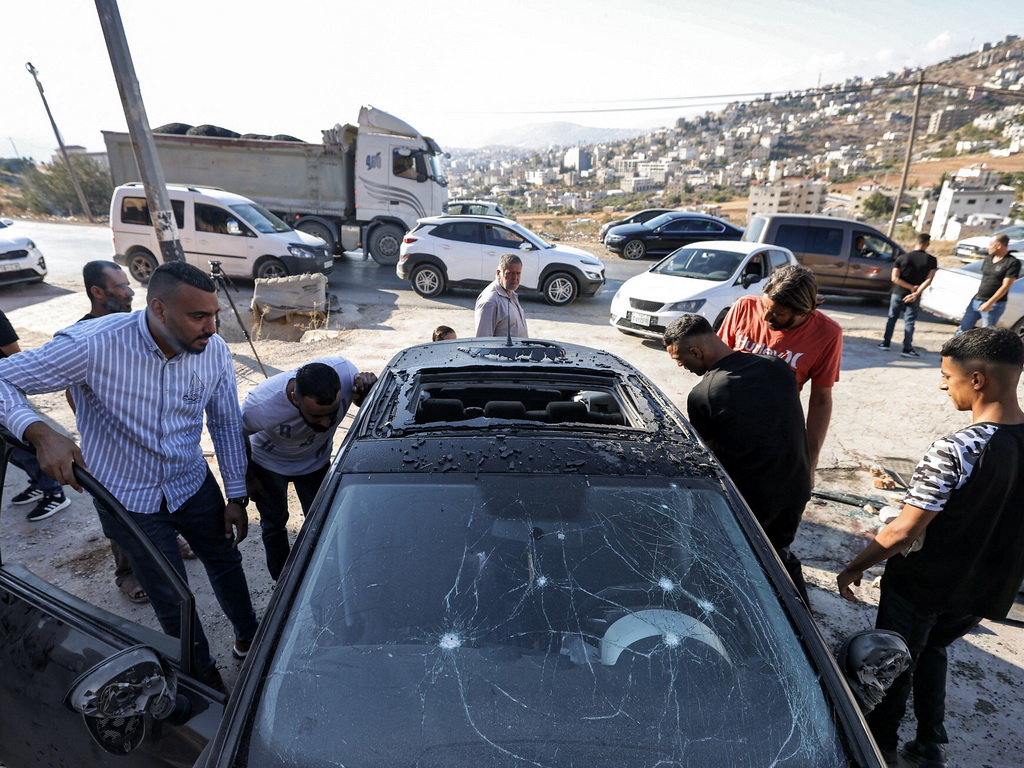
[957, 233, 1020, 333]
[838, 327, 1024, 767]
[664, 315, 813, 601]
[717, 264, 842, 475]
[474, 254, 529, 338]
[0, 261, 258, 691]
[241, 358, 377, 580]
[879, 233, 937, 358]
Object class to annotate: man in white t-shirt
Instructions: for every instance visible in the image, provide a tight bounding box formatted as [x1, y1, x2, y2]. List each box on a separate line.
[241, 357, 377, 579]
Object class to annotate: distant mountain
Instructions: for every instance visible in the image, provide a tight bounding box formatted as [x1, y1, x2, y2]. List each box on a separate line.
[475, 121, 648, 149]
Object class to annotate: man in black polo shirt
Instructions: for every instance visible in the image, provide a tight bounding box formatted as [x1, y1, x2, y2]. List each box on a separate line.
[878, 232, 937, 358]
[838, 327, 1024, 767]
[957, 233, 1020, 333]
[664, 314, 812, 601]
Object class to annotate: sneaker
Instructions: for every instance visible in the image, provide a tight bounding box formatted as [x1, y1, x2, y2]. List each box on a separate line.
[901, 348, 921, 358]
[26, 492, 70, 522]
[877, 342, 891, 350]
[11, 487, 44, 505]
[232, 637, 253, 660]
[900, 739, 947, 767]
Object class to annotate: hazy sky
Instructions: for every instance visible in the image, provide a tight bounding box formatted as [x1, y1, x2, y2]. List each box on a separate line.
[2, 1, 1017, 159]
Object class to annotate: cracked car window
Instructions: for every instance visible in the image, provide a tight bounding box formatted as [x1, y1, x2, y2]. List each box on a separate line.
[244, 475, 849, 766]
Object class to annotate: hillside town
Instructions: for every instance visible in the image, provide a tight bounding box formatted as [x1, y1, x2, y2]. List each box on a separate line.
[446, 34, 1024, 242]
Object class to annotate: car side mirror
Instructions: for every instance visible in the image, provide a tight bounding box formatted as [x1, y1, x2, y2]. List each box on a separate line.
[836, 630, 910, 714]
[519, 242, 535, 251]
[226, 219, 242, 236]
[741, 273, 761, 288]
[64, 645, 182, 721]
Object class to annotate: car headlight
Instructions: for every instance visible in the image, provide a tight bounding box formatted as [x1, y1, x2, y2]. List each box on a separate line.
[663, 299, 706, 312]
[288, 245, 318, 258]
[606, 234, 624, 243]
[584, 271, 602, 280]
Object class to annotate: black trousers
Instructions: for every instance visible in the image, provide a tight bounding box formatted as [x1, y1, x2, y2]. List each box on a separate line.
[251, 461, 329, 580]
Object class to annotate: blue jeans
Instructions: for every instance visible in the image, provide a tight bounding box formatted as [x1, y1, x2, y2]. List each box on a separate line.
[96, 469, 258, 673]
[865, 587, 981, 752]
[882, 293, 920, 351]
[9, 447, 62, 494]
[957, 298, 1006, 334]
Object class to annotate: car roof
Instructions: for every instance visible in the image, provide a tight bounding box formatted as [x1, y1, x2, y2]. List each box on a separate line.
[340, 338, 717, 480]
[418, 214, 515, 224]
[672, 240, 788, 255]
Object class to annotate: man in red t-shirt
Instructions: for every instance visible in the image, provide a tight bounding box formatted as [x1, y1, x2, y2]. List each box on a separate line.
[718, 265, 842, 473]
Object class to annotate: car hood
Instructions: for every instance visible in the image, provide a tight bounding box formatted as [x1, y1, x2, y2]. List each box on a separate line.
[605, 223, 651, 238]
[0, 234, 33, 251]
[619, 270, 729, 302]
[550, 243, 603, 266]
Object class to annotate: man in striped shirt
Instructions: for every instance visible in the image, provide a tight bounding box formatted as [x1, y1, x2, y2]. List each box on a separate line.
[0, 261, 257, 691]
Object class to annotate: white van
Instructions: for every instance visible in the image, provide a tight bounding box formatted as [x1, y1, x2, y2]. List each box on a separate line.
[110, 184, 334, 283]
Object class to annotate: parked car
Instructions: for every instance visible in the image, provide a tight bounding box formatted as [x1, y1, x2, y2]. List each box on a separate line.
[920, 255, 1024, 337]
[0, 217, 48, 286]
[742, 214, 904, 299]
[110, 183, 333, 283]
[610, 241, 798, 339]
[953, 225, 1024, 263]
[443, 199, 510, 218]
[604, 212, 743, 260]
[0, 339, 901, 767]
[397, 215, 605, 305]
[597, 208, 674, 243]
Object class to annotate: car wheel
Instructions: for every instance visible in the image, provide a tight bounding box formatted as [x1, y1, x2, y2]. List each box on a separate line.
[1013, 317, 1024, 341]
[254, 256, 288, 279]
[712, 307, 730, 331]
[296, 221, 336, 254]
[542, 273, 578, 306]
[368, 224, 404, 266]
[411, 264, 446, 298]
[621, 240, 647, 260]
[127, 249, 158, 284]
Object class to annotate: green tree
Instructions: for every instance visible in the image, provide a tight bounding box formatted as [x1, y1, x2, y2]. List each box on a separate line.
[862, 191, 894, 219]
[20, 155, 112, 218]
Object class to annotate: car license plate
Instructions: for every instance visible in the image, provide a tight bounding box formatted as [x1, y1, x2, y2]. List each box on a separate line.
[324, 260, 332, 269]
[0, 263, 21, 272]
[631, 311, 652, 327]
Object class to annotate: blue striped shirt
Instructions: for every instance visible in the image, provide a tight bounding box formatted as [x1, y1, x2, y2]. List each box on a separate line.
[0, 310, 246, 513]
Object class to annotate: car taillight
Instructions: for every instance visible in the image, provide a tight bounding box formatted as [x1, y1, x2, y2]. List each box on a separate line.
[403, 236, 418, 244]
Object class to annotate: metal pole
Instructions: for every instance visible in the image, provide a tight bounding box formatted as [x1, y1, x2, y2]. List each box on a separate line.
[24, 63, 95, 221]
[93, 0, 183, 264]
[887, 71, 924, 239]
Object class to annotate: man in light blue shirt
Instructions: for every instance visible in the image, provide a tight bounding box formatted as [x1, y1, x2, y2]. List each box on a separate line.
[0, 262, 257, 691]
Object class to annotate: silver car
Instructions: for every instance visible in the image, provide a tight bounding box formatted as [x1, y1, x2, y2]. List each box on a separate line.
[0, 218, 48, 286]
[920, 256, 1024, 336]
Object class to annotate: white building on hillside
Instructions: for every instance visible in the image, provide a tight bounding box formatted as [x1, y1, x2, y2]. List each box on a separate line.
[921, 166, 1015, 240]
[747, 178, 827, 217]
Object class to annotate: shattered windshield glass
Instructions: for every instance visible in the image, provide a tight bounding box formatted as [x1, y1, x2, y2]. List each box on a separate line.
[245, 474, 849, 766]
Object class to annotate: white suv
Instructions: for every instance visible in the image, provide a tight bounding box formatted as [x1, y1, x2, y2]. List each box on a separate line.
[0, 219, 47, 286]
[397, 215, 605, 306]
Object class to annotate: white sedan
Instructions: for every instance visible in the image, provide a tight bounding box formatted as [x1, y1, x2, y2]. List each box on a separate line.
[0, 218, 48, 286]
[952, 225, 1024, 262]
[920, 256, 1024, 336]
[609, 240, 797, 340]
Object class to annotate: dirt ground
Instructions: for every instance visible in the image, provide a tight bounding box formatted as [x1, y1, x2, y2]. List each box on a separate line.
[2, 264, 1023, 767]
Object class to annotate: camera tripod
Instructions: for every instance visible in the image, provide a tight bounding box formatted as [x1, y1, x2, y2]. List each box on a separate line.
[209, 260, 267, 378]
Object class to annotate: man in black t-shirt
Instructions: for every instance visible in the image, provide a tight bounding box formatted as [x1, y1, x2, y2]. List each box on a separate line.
[665, 314, 812, 601]
[958, 233, 1020, 333]
[838, 328, 1024, 766]
[879, 232, 937, 358]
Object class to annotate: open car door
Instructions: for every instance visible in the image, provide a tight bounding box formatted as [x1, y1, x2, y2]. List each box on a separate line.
[0, 430, 225, 767]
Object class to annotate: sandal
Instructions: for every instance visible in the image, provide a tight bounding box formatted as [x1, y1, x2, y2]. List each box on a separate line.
[118, 576, 149, 604]
[177, 536, 197, 560]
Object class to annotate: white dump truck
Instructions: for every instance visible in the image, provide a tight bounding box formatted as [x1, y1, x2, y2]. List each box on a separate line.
[103, 106, 448, 265]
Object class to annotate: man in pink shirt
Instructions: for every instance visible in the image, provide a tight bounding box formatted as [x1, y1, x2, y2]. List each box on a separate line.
[718, 264, 842, 473]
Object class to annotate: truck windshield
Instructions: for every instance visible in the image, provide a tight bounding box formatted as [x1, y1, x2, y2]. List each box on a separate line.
[229, 203, 293, 234]
[426, 153, 448, 186]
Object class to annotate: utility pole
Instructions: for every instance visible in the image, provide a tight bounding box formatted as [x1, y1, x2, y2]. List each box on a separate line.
[887, 70, 924, 239]
[25, 63, 95, 221]
[93, 0, 183, 265]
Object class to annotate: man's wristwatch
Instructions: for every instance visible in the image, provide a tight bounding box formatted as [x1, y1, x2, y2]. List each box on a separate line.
[228, 496, 250, 509]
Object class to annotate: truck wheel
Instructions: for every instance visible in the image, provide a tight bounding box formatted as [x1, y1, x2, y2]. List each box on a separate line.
[254, 257, 288, 279]
[621, 240, 647, 260]
[297, 221, 336, 254]
[411, 264, 446, 298]
[368, 224, 404, 266]
[127, 250, 158, 284]
[542, 273, 578, 306]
